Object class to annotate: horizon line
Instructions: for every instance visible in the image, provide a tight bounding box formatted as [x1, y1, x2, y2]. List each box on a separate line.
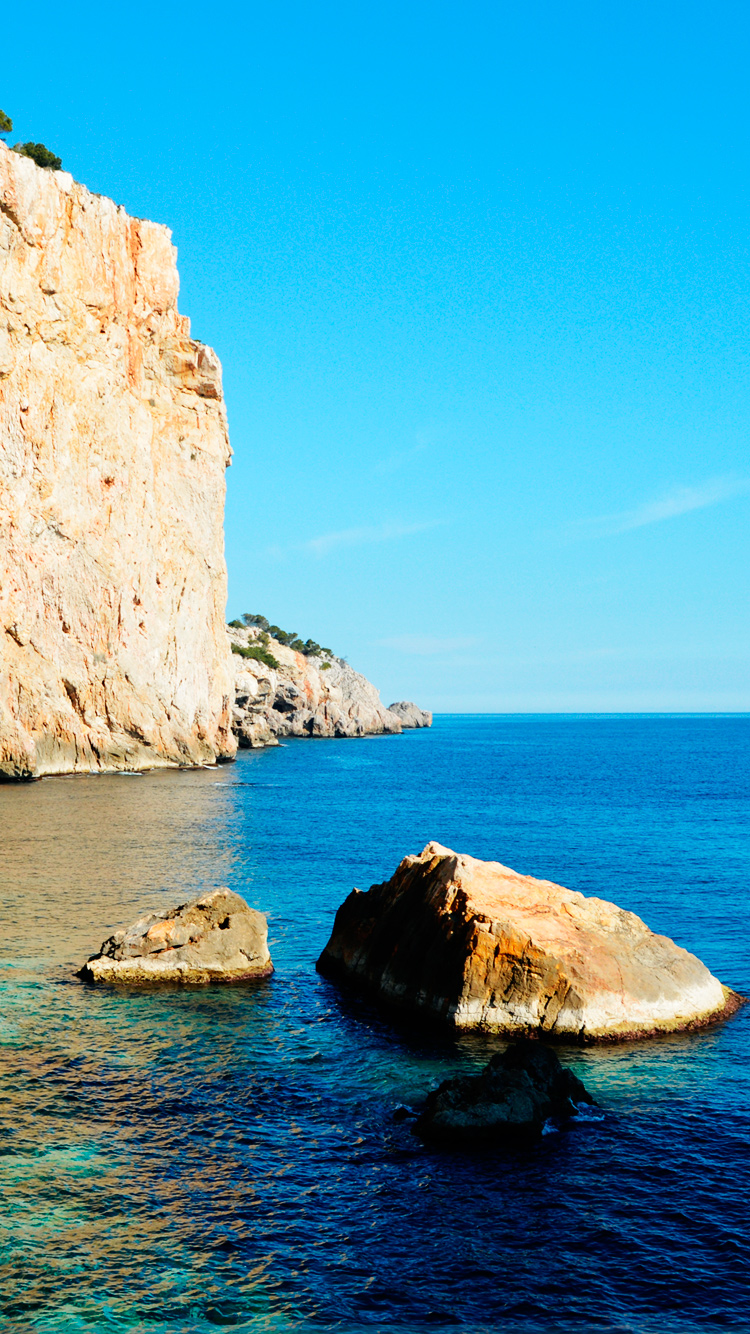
[407, 710, 750, 717]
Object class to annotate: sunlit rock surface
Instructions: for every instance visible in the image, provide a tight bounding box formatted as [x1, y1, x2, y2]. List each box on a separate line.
[318, 842, 742, 1040]
[229, 626, 404, 745]
[80, 889, 272, 984]
[388, 700, 432, 728]
[0, 142, 235, 777]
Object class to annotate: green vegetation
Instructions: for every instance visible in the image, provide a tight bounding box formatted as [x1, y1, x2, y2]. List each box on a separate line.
[231, 642, 280, 669]
[13, 142, 62, 170]
[239, 613, 333, 659]
[0, 112, 62, 169]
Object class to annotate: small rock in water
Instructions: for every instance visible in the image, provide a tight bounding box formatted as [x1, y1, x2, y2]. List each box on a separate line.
[79, 889, 273, 985]
[392, 1104, 418, 1122]
[415, 1041, 595, 1145]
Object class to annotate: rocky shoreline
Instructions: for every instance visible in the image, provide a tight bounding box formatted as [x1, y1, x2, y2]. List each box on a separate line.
[0, 145, 430, 779]
[228, 624, 431, 748]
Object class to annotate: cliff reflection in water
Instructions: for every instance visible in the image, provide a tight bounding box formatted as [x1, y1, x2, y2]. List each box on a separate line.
[0, 769, 240, 974]
[1, 716, 750, 1333]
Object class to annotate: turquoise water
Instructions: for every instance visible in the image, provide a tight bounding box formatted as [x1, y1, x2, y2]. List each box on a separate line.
[1, 715, 749, 1333]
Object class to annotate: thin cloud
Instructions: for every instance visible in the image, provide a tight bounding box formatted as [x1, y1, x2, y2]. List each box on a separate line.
[266, 519, 442, 560]
[378, 634, 480, 656]
[372, 442, 428, 476]
[372, 426, 448, 476]
[582, 476, 750, 537]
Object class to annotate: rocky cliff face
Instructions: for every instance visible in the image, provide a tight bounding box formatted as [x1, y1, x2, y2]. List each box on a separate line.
[0, 143, 235, 778]
[229, 626, 407, 746]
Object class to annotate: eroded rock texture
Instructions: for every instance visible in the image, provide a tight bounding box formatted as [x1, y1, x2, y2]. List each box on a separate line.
[0, 142, 235, 777]
[318, 842, 742, 1040]
[80, 889, 272, 984]
[229, 626, 404, 746]
[388, 700, 432, 728]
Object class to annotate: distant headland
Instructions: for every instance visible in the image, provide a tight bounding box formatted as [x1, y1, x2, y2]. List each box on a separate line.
[0, 144, 428, 779]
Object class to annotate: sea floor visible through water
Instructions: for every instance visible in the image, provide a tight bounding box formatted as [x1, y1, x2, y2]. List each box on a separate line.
[1, 714, 749, 1334]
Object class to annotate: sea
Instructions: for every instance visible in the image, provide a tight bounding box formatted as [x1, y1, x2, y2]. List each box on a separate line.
[1, 714, 749, 1334]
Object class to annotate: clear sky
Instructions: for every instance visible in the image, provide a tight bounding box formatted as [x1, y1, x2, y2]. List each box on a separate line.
[4, 2, 750, 709]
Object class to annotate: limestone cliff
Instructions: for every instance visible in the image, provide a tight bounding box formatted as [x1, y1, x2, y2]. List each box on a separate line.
[0, 142, 235, 777]
[228, 625, 418, 746]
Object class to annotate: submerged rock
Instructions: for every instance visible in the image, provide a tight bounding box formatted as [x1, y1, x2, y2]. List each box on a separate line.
[387, 701, 433, 728]
[80, 889, 273, 985]
[416, 1041, 594, 1144]
[317, 842, 743, 1041]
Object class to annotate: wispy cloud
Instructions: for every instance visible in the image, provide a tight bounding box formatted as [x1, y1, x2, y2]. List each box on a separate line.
[581, 475, 750, 537]
[372, 426, 448, 476]
[372, 442, 428, 477]
[377, 634, 480, 656]
[266, 519, 442, 560]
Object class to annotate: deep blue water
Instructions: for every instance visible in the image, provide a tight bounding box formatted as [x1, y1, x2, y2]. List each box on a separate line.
[1, 714, 749, 1334]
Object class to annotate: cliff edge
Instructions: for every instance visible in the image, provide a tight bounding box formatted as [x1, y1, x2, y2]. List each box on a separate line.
[0, 143, 235, 777]
[229, 625, 409, 745]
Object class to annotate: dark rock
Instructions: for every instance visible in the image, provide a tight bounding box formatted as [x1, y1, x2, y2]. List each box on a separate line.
[392, 1104, 418, 1121]
[415, 1041, 595, 1145]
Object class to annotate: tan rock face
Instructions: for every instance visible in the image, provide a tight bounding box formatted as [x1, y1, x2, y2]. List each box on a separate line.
[387, 700, 432, 728]
[0, 143, 235, 777]
[80, 888, 272, 984]
[228, 627, 403, 744]
[317, 842, 742, 1041]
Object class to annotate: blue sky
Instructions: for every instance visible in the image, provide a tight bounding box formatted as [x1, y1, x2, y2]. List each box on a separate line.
[5, 1, 750, 709]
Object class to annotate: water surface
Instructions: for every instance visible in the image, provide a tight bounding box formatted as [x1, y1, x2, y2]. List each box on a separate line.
[1, 715, 749, 1333]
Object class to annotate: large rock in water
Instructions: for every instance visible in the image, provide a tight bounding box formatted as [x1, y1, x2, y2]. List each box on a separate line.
[416, 1042, 595, 1144]
[387, 701, 432, 728]
[0, 141, 235, 778]
[317, 843, 742, 1040]
[80, 889, 272, 984]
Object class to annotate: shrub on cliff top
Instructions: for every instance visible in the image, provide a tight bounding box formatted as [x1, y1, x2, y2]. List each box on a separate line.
[231, 642, 280, 670]
[13, 142, 62, 170]
[238, 612, 333, 659]
[0, 111, 12, 137]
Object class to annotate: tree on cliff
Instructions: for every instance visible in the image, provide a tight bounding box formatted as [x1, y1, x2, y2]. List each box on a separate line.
[13, 141, 62, 170]
[230, 612, 333, 659]
[0, 110, 12, 138]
